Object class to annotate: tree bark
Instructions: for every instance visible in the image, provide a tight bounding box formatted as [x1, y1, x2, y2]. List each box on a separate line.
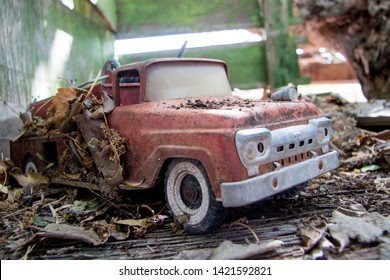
[296, 0, 390, 99]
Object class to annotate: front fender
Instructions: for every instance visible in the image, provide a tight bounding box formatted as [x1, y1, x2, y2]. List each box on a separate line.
[134, 145, 224, 198]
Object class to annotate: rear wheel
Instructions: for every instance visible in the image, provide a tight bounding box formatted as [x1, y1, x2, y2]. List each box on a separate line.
[165, 159, 225, 234]
[24, 157, 38, 174]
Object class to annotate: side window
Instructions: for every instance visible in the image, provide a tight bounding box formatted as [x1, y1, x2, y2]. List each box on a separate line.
[118, 69, 140, 105]
[119, 69, 140, 84]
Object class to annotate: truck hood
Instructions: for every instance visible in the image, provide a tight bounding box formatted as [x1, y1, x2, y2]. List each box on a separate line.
[109, 96, 322, 131]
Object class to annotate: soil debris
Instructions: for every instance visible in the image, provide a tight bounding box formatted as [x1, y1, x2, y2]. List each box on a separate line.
[168, 98, 256, 110]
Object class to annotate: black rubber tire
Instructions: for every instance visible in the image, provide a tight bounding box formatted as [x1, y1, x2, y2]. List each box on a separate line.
[165, 159, 225, 234]
[24, 156, 39, 174]
[273, 183, 307, 200]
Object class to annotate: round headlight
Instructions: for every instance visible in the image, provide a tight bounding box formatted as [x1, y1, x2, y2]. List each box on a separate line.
[245, 141, 258, 159]
[318, 127, 327, 142]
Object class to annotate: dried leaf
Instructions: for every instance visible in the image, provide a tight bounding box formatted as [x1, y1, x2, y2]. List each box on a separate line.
[328, 207, 390, 252]
[64, 173, 82, 180]
[69, 199, 99, 213]
[174, 240, 283, 260]
[102, 92, 115, 113]
[337, 204, 367, 217]
[210, 240, 283, 260]
[0, 160, 10, 173]
[84, 107, 105, 119]
[300, 218, 328, 251]
[379, 237, 390, 260]
[35, 223, 107, 246]
[57, 100, 82, 132]
[9, 168, 48, 188]
[92, 220, 130, 241]
[0, 184, 8, 200]
[49, 87, 78, 127]
[360, 164, 382, 172]
[95, 145, 123, 185]
[33, 215, 49, 227]
[375, 130, 390, 141]
[0, 160, 10, 185]
[174, 248, 214, 260]
[115, 218, 149, 227]
[75, 115, 123, 185]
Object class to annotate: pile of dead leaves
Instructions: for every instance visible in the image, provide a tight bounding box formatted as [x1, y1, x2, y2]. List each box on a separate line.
[0, 77, 172, 259]
[0, 158, 170, 259]
[305, 93, 390, 172]
[15, 78, 128, 196]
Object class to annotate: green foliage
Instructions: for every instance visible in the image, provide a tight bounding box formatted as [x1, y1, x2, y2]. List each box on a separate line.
[272, 35, 301, 87]
[116, 0, 263, 36]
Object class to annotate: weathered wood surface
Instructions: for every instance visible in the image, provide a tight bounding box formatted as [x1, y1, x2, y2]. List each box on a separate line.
[19, 183, 389, 260]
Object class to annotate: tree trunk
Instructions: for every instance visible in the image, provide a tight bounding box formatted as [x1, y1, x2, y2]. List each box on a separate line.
[296, 0, 390, 99]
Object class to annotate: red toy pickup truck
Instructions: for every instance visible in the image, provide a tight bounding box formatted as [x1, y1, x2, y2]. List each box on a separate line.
[11, 58, 339, 233]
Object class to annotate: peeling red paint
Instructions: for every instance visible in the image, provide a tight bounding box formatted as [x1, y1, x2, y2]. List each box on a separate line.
[12, 58, 323, 200]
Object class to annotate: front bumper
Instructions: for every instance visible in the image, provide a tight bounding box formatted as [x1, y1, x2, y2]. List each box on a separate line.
[221, 150, 339, 207]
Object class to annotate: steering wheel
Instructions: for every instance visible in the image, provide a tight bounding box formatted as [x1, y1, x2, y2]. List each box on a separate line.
[101, 59, 120, 84]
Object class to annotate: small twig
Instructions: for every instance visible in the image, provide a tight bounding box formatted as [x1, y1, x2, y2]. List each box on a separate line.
[83, 70, 102, 103]
[330, 142, 346, 156]
[12, 126, 28, 142]
[156, 205, 167, 216]
[1, 98, 21, 116]
[20, 243, 36, 260]
[2, 206, 32, 219]
[103, 112, 108, 126]
[72, 86, 88, 92]
[57, 76, 73, 87]
[141, 204, 155, 216]
[61, 133, 84, 151]
[147, 245, 155, 252]
[2, 168, 7, 186]
[42, 195, 67, 209]
[230, 221, 260, 244]
[87, 137, 97, 148]
[109, 142, 120, 164]
[48, 204, 58, 221]
[86, 188, 120, 208]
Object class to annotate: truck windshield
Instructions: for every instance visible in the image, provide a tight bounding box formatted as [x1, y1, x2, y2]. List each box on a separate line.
[145, 62, 232, 101]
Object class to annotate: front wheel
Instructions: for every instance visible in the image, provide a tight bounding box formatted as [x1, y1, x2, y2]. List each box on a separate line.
[165, 159, 225, 234]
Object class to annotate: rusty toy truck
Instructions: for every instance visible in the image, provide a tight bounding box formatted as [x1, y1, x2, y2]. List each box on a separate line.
[10, 58, 339, 234]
